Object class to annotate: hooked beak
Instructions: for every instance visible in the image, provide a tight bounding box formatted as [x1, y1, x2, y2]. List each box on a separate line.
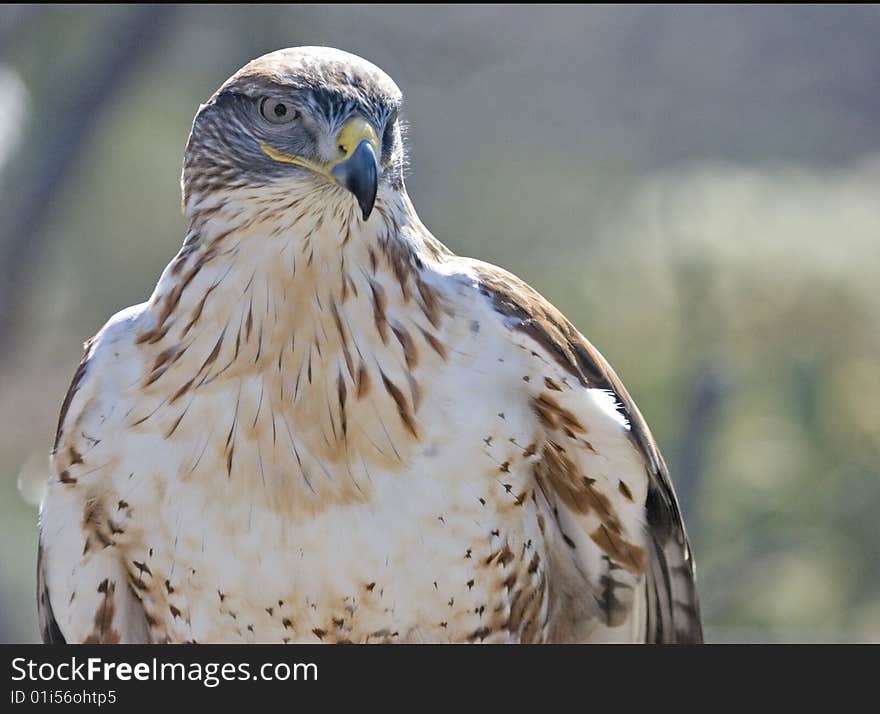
[331, 139, 378, 220]
[259, 116, 381, 221]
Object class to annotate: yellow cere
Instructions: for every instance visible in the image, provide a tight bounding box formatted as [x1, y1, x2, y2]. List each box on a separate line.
[333, 117, 380, 162]
[260, 117, 381, 183]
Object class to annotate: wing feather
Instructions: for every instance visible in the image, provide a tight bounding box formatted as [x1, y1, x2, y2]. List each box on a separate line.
[40, 317, 152, 644]
[36, 542, 66, 644]
[471, 261, 703, 643]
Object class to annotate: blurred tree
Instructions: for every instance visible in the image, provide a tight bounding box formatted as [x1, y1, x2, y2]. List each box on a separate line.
[0, 4, 176, 366]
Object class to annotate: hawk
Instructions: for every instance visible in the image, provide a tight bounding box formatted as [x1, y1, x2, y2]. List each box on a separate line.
[38, 47, 702, 643]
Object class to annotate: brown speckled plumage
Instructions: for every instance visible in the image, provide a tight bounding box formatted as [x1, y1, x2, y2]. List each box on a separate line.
[38, 47, 701, 644]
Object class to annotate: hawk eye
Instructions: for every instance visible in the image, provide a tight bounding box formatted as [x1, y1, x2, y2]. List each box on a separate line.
[259, 98, 299, 125]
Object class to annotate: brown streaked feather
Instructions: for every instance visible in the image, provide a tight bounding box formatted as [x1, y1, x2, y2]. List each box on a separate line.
[82, 579, 121, 644]
[379, 370, 418, 438]
[472, 261, 703, 643]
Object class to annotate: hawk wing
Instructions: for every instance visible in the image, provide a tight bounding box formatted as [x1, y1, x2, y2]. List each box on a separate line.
[471, 261, 703, 643]
[38, 308, 152, 644]
[36, 542, 66, 643]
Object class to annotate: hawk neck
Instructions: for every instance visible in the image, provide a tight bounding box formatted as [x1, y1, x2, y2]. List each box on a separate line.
[124, 185, 457, 507]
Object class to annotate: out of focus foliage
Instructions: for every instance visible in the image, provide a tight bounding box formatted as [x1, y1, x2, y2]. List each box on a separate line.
[1, 4, 879, 642]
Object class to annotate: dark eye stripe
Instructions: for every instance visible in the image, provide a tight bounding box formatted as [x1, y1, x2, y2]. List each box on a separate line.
[381, 111, 399, 159]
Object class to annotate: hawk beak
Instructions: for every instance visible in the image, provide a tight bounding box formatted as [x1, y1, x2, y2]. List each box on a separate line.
[260, 116, 381, 220]
[331, 138, 379, 220]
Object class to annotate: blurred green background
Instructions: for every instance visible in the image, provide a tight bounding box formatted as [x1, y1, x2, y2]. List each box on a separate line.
[2, 4, 879, 643]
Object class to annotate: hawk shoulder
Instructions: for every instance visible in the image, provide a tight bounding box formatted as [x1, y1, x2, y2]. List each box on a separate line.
[458, 258, 703, 643]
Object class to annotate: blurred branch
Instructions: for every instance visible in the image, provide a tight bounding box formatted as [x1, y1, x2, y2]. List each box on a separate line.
[673, 364, 728, 529]
[0, 4, 176, 367]
[660, 216, 730, 535]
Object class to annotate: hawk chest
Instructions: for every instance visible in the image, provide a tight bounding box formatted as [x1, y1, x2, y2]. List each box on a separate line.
[113, 303, 551, 643]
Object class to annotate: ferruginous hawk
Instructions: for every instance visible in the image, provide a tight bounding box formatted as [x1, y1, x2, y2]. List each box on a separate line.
[38, 47, 702, 643]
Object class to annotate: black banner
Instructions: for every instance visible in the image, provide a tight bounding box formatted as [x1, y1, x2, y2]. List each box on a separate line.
[1, 643, 867, 706]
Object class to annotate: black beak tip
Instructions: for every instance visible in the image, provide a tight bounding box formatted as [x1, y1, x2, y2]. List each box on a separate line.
[358, 189, 376, 221]
[332, 139, 379, 222]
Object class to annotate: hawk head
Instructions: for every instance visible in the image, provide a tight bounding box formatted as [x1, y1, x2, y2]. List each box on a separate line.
[182, 47, 405, 221]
